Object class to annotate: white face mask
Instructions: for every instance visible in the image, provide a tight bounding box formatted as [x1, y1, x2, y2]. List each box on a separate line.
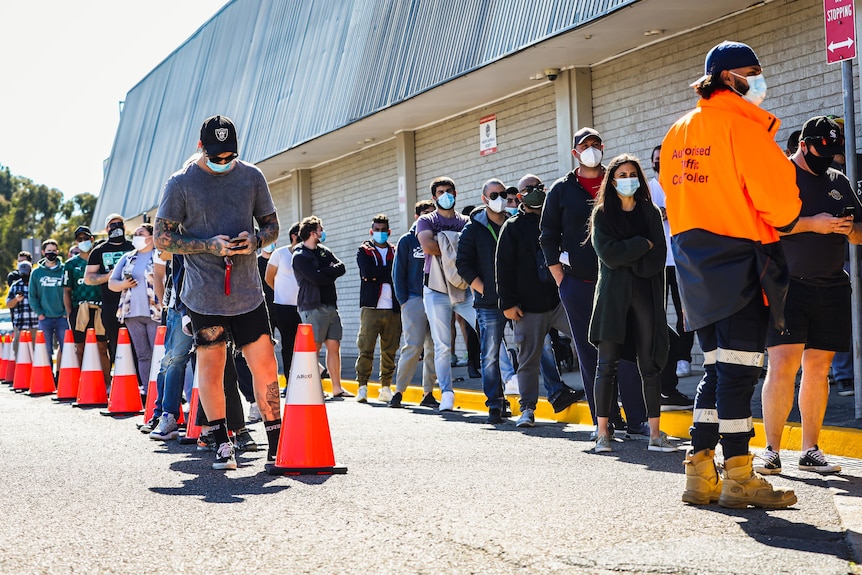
[487, 196, 505, 213]
[132, 236, 149, 251]
[615, 177, 639, 197]
[578, 146, 603, 168]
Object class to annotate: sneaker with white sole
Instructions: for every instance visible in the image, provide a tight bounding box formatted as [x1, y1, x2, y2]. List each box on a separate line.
[247, 402, 262, 424]
[754, 446, 782, 475]
[439, 390, 455, 412]
[378, 386, 393, 403]
[675, 360, 692, 378]
[798, 445, 841, 474]
[149, 413, 179, 441]
[594, 435, 613, 453]
[648, 432, 678, 452]
[589, 422, 615, 441]
[213, 441, 237, 470]
[516, 408, 535, 428]
[357, 386, 369, 403]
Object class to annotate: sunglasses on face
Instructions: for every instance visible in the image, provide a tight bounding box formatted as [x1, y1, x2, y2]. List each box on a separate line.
[488, 191, 516, 201]
[522, 184, 545, 194]
[208, 153, 238, 165]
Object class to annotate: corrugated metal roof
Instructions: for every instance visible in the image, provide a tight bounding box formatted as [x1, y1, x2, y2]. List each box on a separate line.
[94, 0, 636, 227]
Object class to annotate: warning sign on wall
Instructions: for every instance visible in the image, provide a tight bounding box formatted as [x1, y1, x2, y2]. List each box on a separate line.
[480, 115, 498, 156]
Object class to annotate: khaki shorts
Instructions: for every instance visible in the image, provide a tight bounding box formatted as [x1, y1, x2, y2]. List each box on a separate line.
[300, 304, 342, 343]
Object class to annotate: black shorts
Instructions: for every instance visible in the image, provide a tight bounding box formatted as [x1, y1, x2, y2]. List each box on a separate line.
[187, 302, 272, 349]
[766, 280, 851, 351]
[69, 306, 108, 344]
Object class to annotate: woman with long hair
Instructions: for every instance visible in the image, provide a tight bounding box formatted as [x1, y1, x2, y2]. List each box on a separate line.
[588, 154, 675, 453]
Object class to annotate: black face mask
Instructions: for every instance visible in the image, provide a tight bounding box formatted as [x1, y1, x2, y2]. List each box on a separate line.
[108, 221, 125, 241]
[44, 253, 58, 262]
[803, 148, 834, 176]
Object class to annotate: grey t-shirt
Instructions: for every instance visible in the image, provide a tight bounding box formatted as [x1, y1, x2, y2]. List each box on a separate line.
[156, 160, 276, 315]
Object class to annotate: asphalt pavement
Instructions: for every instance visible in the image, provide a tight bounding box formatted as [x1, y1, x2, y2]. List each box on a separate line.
[2, 380, 862, 575]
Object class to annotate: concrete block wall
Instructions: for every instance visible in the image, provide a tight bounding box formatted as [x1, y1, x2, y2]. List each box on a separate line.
[415, 84, 557, 202]
[309, 140, 399, 346]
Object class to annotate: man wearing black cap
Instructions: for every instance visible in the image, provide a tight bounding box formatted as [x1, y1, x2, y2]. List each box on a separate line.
[64, 226, 110, 375]
[540, 127, 648, 437]
[758, 116, 862, 477]
[155, 115, 280, 470]
[661, 40, 801, 508]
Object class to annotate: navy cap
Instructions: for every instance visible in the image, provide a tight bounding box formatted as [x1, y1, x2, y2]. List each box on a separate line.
[200, 115, 238, 156]
[692, 41, 760, 85]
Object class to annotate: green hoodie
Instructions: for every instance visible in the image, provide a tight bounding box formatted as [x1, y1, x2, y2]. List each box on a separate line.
[28, 262, 66, 318]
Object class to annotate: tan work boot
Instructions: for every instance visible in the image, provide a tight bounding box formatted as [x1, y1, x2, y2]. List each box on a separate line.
[718, 453, 797, 509]
[682, 448, 723, 505]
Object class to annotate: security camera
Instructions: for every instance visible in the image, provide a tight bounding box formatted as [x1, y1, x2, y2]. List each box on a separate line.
[544, 68, 560, 81]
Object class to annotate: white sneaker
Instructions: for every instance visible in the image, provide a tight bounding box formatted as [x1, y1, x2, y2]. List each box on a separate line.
[149, 413, 178, 440]
[439, 390, 455, 412]
[247, 402, 262, 424]
[516, 408, 535, 428]
[676, 360, 692, 378]
[213, 441, 237, 470]
[357, 386, 369, 403]
[378, 386, 393, 403]
[503, 374, 520, 395]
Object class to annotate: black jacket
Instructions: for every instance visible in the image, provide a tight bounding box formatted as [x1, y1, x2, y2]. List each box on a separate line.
[456, 207, 506, 309]
[540, 169, 603, 281]
[496, 208, 560, 313]
[356, 239, 399, 311]
[292, 243, 345, 312]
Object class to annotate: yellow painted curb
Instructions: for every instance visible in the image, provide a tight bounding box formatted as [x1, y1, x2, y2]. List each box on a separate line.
[321, 379, 862, 459]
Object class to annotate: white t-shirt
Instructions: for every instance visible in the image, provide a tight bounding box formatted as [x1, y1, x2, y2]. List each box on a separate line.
[648, 177, 674, 267]
[374, 245, 393, 309]
[267, 245, 299, 306]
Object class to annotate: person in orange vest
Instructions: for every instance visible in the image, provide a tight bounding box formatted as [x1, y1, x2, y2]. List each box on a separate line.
[660, 41, 801, 509]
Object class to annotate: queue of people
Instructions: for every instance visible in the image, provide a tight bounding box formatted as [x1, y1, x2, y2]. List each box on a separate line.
[5, 38, 859, 513]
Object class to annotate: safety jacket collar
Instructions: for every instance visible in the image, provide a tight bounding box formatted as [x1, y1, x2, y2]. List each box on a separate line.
[697, 90, 781, 136]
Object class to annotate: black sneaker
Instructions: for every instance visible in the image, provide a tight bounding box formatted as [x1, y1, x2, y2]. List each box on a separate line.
[798, 445, 841, 474]
[139, 416, 159, 434]
[420, 392, 440, 408]
[609, 411, 627, 433]
[389, 391, 403, 408]
[660, 390, 694, 411]
[235, 428, 259, 451]
[196, 432, 214, 452]
[754, 446, 782, 474]
[550, 388, 585, 413]
[502, 399, 513, 418]
[837, 380, 855, 397]
[486, 408, 504, 424]
[213, 441, 237, 470]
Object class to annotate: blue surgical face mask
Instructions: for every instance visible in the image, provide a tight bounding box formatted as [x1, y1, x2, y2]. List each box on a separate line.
[318, 230, 327, 243]
[77, 240, 93, 253]
[730, 71, 767, 107]
[372, 231, 389, 244]
[262, 243, 276, 253]
[614, 177, 640, 197]
[436, 192, 456, 210]
[206, 159, 234, 173]
[505, 206, 519, 216]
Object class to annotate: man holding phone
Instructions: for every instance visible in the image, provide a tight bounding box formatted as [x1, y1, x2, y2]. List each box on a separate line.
[758, 116, 862, 476]
[155, 115, 281, 470]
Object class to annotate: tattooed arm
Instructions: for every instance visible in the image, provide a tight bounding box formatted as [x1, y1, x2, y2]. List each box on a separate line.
[255, 212, 280, 248]
[154, 217, 233, 256]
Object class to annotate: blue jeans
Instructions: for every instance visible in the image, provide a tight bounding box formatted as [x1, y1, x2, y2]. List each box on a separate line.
[477, 307, 507, 409]
[423, 287, 476, 394]
[155, 308, 194, 418]
[831, 351, 853, 382]
[38, 316, 67, 366]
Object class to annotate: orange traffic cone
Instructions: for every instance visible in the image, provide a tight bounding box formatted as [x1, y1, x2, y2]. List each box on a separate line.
[102, 327, 143, 416]
[29, 331, 56, 396]
[178, 367, 202, 444]
[12, 331, 34, 392]
[142, 325, 167, 425]
[54, 330, 81, 402]
[268, 324, 347, 475]
[74, 328, 108, 407]
[0, 334, 8, 384]
[4, 335, 16, 384]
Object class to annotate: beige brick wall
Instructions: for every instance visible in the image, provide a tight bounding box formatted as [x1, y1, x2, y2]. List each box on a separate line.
[308, 140, 399, 346]
[415, 84, 558, 202]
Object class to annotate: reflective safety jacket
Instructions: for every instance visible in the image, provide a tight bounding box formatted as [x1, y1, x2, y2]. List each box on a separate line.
[660, 90, 801, 331]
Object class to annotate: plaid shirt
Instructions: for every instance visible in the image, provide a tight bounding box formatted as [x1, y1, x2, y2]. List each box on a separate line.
[7, 279, 38, 329]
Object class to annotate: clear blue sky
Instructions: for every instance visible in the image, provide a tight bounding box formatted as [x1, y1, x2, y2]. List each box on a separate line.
[0, 1, 228, 199]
